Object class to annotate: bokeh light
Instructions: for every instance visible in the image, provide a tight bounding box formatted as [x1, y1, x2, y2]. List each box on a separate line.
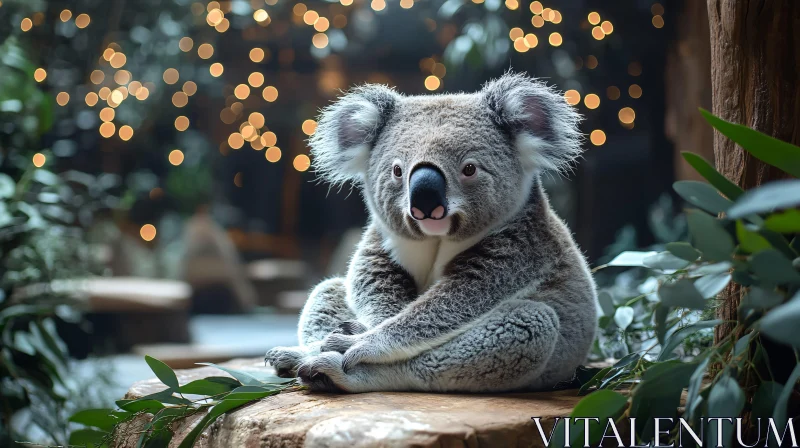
[262, 86, 278, 102]
[590, 130, 606, 146]
[32, 153, 46, 167]
[302, 119, 317, 135]
[234, 84, 251, 100]
[119, 125, 134, 141]
[293, 154, 311, 172]
[265, 146, 281, 162]
[564, 90, 581, 106]
[140, 224, 157, 242]
[629, 84, 643, 99]
[424, 75, 441, 91]
[248, 72, 265, 88]
[584, 94, 600, 109]
[34, 68, 46, 82]
[56, 92, 70, 106]
[175, 116, 190, 131]
[169, 149, 185, 166]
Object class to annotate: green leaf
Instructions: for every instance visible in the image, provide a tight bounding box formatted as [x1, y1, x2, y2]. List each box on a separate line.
[666, 242, 701, 262]
[681, 152, 744, 200]
[141, 429, 172, 448]
[196, 362, 290, 387]
[752, 381, 783, 421]
[177, 388, 279, 448]
[597, 292, 615, 317]
[691, 261, 733, 276]
[700, 108, 800, 178]
[750, 249, 800, 285]
[736, 221, 772, 254]
[607, 251, 657, 267]
[740, 286, 784, 310]
[694, 273, 731, 299]
[68, 428, 108, 447]
[578, 366, 611, 395]
[687, 210, 734, 261]
[549, 390, 628, 448]
[117, 399, 165, 413]
[69, 408, 121, 432]
[685, 357, 710, 421]
[613, 306, 634, 330]
[674, 180, 733, 214]
[727, 180, 800, 219]
[0, 173, 15, 198]
[765, 209, 800, 233]
[629, 361, 698, 441]
[759, 291, 800, 347]
[733, 332, 753, 357]
[658, 279, 707, 310]
[771, 364, 800, 448]
[643, 251, 691, 270]
[179, 376, 241, 395]
[145, 355, 180, 391]
[707, 373, 745, 448]
[658, 320, 721, 361]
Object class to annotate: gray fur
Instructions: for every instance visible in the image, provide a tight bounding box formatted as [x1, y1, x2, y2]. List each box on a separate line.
[265, 73, 597, 393]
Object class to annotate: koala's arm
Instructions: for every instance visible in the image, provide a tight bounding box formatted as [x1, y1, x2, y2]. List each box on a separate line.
[325, 234, 545, 369]
[346, 224, 418, 327]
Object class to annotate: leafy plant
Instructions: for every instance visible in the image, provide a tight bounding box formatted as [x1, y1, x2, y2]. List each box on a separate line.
[68, 356, 297, 448]
[573, 109, 800, 447]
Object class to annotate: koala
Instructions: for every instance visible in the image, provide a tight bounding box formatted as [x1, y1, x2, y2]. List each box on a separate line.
[265, 73, 597, 393]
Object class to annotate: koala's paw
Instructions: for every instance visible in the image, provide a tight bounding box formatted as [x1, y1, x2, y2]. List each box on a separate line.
[296, 352, 348, 392]
[264, 346, 307, 378]
[320, 333, 358, 354]
[333, 320, 368, 336]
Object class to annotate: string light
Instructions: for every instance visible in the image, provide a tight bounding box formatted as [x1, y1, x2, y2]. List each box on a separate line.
[99, 107, 115, 122]
[262, 86, 278, 102]
[32, 153, 46, 167]
[172, 92, 189, 107]
[509, 27, 523, 40]
[248, 72, 265, 87]
[56, 92, 70, 106]
[20, 18, 32, 31]
[60, 10, 72, 22]
[75, 14, 90, 28]
[169, 149, 185, 165]
[302, 119, 317, 135]
[424, 75, 441, 91]
[400, 0, 414, 8]
[652, 15, 664, 28]
[629, 84, 643, 99]
[182, 81, 197, 96]
[228, 133, 244, 149]
[371, 0, 386, 11]
[90, 70, 105, 84]
[584, 94, 600, 109]
[85, 92, 98, 106]
[505, 0, 519, 10]
[210, 63, 224, 77]
[34, 68, 47, 82]
[530, 1, 543, 14]
[119, 125, 134, 141]
[293, 154, 311, 172]
[312, 33, 329, 49]
[587, 12, 600, 25]
[140, 224, 157, 241]
[179, 37, 194, 52]
[548, 32, 562, 47]
[109, 53, 126, 68]
[513, 38, 528, 53]
[564, 90, 581, 106]
[618, 107, 636, 124]
[265, 146, 281, 162]
[99, 122, 115, 138]
[249, 112, 265, 128]
[592, 27, 605, 40]
[590, 130, 606, 146]
[261, 132, 277, 147]
[175, 116, 190, 131]
[524, 34, 539, 48]
[249, 48, 265, 62]
[163, 68, 179, 84]
[114, 70, 131, 85]
[197, 43, 214, 59]
[314, 17, 330, 32]
[303, 10, 319, 25]
[532, 16, 544, 28]
[601, 21, 614, 34]
[234, 84, 250, 100]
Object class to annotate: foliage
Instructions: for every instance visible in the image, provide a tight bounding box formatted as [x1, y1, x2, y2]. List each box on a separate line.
[68, 356, 297, 448]
[572, 109, 800, 447]
[0, 29, 114, 446]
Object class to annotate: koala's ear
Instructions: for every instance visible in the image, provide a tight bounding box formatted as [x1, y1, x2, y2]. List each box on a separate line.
[483, 72, 583, 174]
[309, 84, 399, 186]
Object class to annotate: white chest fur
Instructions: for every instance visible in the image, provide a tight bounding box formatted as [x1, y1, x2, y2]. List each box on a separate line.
[383, 233, 484, 292]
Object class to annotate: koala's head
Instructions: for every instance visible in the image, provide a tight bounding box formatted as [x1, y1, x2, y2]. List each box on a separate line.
[309, 72, 582, 242]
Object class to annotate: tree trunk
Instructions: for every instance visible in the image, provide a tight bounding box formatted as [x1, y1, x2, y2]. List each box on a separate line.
[707, 0, 800, 346]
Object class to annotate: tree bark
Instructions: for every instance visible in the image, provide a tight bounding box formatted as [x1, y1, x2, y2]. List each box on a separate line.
[707, 0, 800, 345]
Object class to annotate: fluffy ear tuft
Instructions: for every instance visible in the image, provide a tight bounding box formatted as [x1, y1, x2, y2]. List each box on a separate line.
[483, 72, 583, 174]
[309, 84, 399, 186]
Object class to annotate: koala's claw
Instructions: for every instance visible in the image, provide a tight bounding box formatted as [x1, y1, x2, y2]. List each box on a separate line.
[334, 320, 368, 335]
[297, 353, 347, 392]
[264, 346, 306, 378]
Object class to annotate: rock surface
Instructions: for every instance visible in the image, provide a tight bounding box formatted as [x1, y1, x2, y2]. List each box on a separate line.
[125, 358, 584, 447]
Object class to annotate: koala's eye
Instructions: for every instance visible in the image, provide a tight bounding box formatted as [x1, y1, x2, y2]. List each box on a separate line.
[462, 164, 476, 177]
[393, 165, 402, 178]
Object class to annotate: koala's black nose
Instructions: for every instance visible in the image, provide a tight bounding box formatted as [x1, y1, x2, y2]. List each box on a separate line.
[409, 165, 447, 220]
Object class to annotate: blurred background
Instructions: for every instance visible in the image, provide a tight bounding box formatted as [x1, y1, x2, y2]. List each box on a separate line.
[1, 0, 714, 444]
